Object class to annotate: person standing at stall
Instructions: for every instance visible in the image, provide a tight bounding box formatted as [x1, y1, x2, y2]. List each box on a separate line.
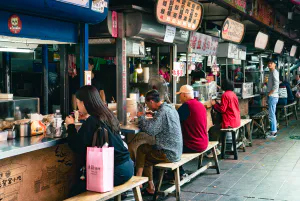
[89, 58, 106, 104]
[267, 60, 279, 137]
[136, 90, 182, 196]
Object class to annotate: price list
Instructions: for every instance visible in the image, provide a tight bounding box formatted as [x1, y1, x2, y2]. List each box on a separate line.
[156, 0, 203, 31]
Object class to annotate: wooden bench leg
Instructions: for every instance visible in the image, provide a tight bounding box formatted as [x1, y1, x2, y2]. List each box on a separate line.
[294, 105, 298, 120]
[242, 127, 246, 152]
[198, 154, 203, 169]
[221, 132, 227, 159]
[284, 107, 288, 126]
[114, 195, 121, 201]
[174, 168, 181, 201]
[153, 169, 164, 201]
[133, 186, 143, 201]
[232, 131, 238, 160]
[247, 122, 252, 147]
[212, 146, 220, 174]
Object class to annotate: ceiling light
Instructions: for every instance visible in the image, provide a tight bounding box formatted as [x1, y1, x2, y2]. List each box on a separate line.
[136, 64, 143, 74]
[0, 48, 34, 53]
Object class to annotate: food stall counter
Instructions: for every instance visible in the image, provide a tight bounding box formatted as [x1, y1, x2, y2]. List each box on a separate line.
[0, 135, 66, 160]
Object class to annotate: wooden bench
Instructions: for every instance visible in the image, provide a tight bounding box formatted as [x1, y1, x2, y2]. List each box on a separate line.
[276, 101, 298, 127]
[64, 176, 148, 201]
[153, 141, 220, 201]
[251, 110, 269, 139]
[220, 119, 252, 160]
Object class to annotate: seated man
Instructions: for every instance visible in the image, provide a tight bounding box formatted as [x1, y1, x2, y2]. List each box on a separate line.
[177, 85, 208, 153]
[278, 77, 288, 105]
[136, 90, 183, 195]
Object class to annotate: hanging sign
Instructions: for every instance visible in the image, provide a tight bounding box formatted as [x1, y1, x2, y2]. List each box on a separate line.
[221, 17, 245, 44]
[189, 32, 219, 56]
[254, 32, 269, 50]
[84, 71, 92, 85]
[290, 46, 298, 57]
[91, 0, 108, 13]
[164, 26, 176, 43]
[56, 0, 89, 8]
[8, 15, 22, 34]
[156, 0, 203, 31]
[207, 56, 212, 66]
[111, 11, 118, 38]
[274, 40, 284, 54]
[172, 62, 184, 77]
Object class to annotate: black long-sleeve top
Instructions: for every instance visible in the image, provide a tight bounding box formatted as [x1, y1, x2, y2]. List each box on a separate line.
[67, 116, 130, 166]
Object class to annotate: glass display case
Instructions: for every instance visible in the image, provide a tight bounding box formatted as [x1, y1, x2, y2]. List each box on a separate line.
[0, 97, 40, 120]
[192, 81, 217, 102]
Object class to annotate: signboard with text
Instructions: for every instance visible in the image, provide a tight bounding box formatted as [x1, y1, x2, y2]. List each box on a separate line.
[220, 0, 247, 13]
[221, 17, 245, 44]
[189, 32, 219, 56]
[290, 46, 298, 57]
[156, 0, 203, 31]
[274, 40, 284, 54]
[254, 31, 269, 50]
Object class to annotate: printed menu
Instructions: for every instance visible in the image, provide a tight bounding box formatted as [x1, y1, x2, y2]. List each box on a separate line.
[156, 0, 203, 31]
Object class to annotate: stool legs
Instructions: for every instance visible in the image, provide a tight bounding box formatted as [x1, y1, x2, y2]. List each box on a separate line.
[212, 147, 220, 174]
[174, 168, 181, 201]
[153, 170, 164, 201]
[221, 132, 227, 159]
[232, 131, 238, 160]
[133, 186, 143, 201]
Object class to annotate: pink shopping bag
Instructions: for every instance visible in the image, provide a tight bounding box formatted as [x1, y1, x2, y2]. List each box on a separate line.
[86, 127, 114, 193]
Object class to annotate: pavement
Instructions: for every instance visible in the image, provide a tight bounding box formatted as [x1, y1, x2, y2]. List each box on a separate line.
[143, 119, 300, 201]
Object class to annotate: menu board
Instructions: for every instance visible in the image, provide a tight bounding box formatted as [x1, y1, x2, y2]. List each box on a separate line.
[254, 31, 269, 50]
[221, 17, 245, 44]
[242, 82, 253, 98]
[290, 46, 298, 57]
[274, 40, 284, 54]
[156, 0, 203, 31]
[189, 32, 219, 56]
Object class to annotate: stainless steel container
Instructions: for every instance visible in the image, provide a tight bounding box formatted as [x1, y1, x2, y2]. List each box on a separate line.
[15, 123, 31, 137]
[7, 129, 16, 139]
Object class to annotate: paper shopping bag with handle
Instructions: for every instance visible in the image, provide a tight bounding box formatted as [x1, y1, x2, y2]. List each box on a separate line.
[86, 126, 114, 192]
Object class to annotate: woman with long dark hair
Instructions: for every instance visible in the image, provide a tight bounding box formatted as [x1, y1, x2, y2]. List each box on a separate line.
[65, 85, 133, 195]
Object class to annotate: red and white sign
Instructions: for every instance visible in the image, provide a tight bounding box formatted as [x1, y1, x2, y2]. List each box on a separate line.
[8, 15, 22, 34]
[111, 11, 118, 38]
[290, 45, 298, 57]
[84, 71, 92, 85]
[274, 40, 284, 54]
[189, 32, 219, 56]
[172, 62, 184, 77]
[254, 32, 269, 50]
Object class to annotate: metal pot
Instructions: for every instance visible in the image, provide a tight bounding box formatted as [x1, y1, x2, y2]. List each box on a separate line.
[7, 129, 16, 139]
[15, 123, 31, 137]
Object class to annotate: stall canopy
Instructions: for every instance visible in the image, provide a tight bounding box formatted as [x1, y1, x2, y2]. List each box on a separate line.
[0, 0, 108, 24]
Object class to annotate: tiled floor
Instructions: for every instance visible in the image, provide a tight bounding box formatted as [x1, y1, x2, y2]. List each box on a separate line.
[145, 119, 300, 201]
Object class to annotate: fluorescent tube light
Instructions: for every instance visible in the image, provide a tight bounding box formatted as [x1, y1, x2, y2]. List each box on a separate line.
[0, 48, 34, 53]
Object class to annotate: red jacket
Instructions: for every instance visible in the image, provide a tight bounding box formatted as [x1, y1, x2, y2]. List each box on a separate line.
[178, 99, 208, 152]
[213, 91, 240, 129]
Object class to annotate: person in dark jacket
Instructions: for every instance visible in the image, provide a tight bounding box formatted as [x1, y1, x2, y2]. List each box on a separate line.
[65, 85, 133, 196]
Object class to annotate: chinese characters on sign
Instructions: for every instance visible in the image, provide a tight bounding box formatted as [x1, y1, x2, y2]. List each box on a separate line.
[221, 18, 245, 44]
[189, 32, 219, 56]
[172, 62, 185, 77]
[56, 0, 89, 7]
[164, 26, 176, 43]
[91, 0, 108, 13]
[156, 0, 203, 31]
[221, 0, 247, 13]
